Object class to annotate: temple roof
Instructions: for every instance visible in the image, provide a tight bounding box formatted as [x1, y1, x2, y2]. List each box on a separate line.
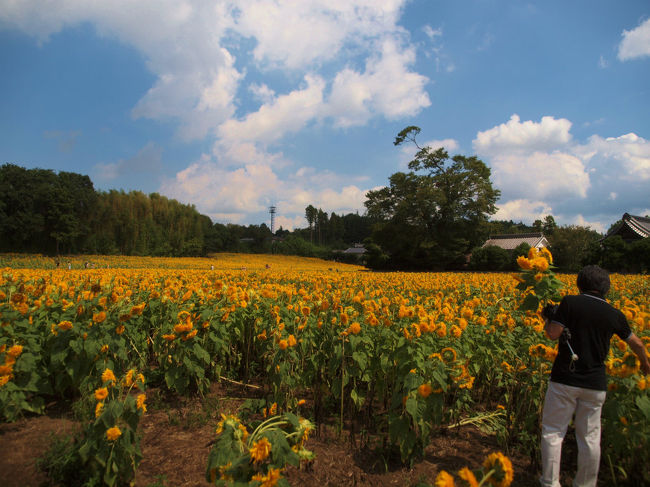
[604, 213, 650, 241]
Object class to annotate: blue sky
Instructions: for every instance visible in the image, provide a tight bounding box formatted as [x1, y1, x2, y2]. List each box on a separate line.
[1, 1, 649, 233]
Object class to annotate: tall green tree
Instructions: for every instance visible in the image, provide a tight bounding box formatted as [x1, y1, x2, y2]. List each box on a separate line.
[364, 126, 500, 270]
[305, 205, 317, 244]
[328, 212, 345, 245]
[316, 209, 328, 246]
[542, 215, 557, 235]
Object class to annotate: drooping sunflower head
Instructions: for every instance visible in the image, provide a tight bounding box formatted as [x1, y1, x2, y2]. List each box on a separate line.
[249, 436, 272, 463]
[482, 452, 514, 487]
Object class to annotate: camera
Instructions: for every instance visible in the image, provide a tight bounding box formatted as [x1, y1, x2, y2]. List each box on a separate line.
[559, 327, 571, 344]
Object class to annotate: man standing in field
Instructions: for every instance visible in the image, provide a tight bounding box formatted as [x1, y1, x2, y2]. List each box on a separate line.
[539, 265, 650, 487]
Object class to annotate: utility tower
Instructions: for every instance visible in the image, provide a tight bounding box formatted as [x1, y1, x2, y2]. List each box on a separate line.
[269, 206, 277, 235]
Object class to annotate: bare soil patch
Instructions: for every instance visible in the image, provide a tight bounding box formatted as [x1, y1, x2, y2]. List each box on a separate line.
[1, 382, 540, 487]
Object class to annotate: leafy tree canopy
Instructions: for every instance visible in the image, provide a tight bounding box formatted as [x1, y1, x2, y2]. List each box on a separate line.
[364, 126, 500, 270]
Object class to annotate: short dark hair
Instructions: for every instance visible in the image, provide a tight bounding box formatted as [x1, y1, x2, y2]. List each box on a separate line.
[577, 265, 610, 296]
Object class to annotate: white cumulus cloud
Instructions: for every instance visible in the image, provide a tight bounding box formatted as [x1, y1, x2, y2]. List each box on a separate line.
[217, 75, 326, 145]
[618, 17, 650, 61]
[474, 115, 649, 230]
[491, 150, 590, 201]
[325, 37, 430, 127]
[474, 114, 572, 155]
[160, 157, 279, 222]
[231, 0, 405, 70]
[493, 199, 554, 223]
[474, 115, 589, 203]
[579, 133, 650, 181]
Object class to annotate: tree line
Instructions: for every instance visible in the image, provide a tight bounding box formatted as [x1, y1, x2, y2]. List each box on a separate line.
[0, 163, 374, 258]
[4, 121, 647, 273]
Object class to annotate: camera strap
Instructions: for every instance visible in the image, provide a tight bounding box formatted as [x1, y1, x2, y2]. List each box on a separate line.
[561, 327, 579, 372]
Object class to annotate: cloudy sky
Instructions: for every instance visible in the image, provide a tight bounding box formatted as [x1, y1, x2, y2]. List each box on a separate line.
[1, 1, 649, 233]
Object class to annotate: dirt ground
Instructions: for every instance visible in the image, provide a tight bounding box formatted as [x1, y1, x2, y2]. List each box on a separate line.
[0, 382, 542, 487]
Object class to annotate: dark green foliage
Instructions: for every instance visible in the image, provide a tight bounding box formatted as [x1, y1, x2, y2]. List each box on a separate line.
[0, 164, 96, 254]
[483, 219, 537, 236]
[362, 239, 390, 270]
[585, 235, 650, 273]
[627, 238, 650, 273]
[273, 234, 326, 258]
[469, 245, 510, 271]
[547, 225, 601, 272]
[599, 235, 629, 271]
[0, 165, 211, 256]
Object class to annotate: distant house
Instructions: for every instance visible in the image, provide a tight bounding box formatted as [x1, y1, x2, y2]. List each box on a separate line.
[342, 244, 366, 256]
[602, 213, 650, 242]
[482, 232, 549, 251]
[333, 243, 366, 261]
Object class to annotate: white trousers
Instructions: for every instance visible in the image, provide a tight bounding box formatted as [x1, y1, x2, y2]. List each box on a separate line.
[540, 381, 606, 487]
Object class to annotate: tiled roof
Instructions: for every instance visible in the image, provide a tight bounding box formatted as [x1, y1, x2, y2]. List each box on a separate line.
[482, 233, 549, 250]
[603, 213, 650, 241]
[622, 213, 650, 238]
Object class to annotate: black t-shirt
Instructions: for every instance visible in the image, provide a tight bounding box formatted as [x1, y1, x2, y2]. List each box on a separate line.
[550, 293, 631, 391]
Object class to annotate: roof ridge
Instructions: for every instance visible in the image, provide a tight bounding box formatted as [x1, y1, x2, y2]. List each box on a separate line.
[487, 232, 543, 239]
[626, 213, 650, 223]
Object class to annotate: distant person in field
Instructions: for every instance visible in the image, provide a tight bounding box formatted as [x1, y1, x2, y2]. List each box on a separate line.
[539, 265, 650, 487]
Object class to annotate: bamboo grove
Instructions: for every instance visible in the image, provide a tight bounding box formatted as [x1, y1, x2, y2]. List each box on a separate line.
[0, 253, 648, 485]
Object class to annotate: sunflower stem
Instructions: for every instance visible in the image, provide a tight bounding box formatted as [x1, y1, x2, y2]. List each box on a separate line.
[478, 468, 495, 487]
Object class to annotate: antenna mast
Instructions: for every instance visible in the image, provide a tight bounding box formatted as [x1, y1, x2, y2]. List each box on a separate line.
[269, 206, 277, 235]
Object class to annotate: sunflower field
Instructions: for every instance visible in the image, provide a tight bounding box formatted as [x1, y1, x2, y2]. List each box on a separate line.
[1, 252, 648, 486]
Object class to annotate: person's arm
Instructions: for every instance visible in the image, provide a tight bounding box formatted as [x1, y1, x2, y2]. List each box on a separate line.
[626, 333, 650, 375]
[544, 320, 564, 341]
[541, 303, 564, 340]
